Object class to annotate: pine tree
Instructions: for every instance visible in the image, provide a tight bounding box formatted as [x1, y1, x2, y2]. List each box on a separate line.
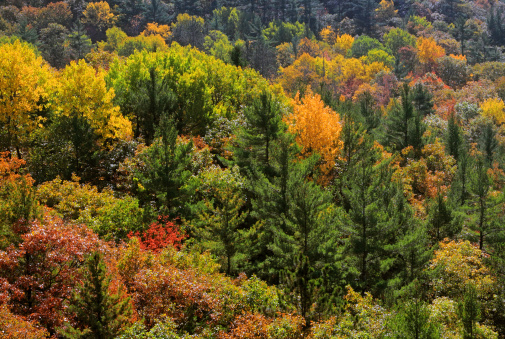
[446, 113, 462, 161]
[412, 83, 434, 117]
[383, 84, 414, 152]
[392, 298, 440, 339]
[233, 91, 283, 175]
[66, 21, 93, 61]
[135, 116, 192, 214]
[339, 134, 412, 293]
[468, 156, 491, 251]
[62, 252, 131, 339]
[459, 284, 480, 339]
[427, 192, 458, 242]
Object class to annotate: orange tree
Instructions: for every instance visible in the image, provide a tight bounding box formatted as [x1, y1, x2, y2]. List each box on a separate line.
[285, 87, 342, 183]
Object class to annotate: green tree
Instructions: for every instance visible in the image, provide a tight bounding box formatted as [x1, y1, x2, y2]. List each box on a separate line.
[384, 84, 425, 153]
[61, 251, 132, 339]
[193, 166, 248, 275]
[446, 113, 462, 161]
[412, 83, 434, 117]
[339, 134, 412, 293]
[391, 298, 441, 339]
[39, 23, 68, 68]
[66, 21, 92, 61]
[134, 116, 192, 214]
[233, 91, 283, 175]
[459, 284, 480, 339]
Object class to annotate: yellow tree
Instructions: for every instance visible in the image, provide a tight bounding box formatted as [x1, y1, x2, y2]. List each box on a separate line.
[54, 59, 132, 144]
[286, 88, 342, 182]
[417, 37, 445, 64]
[0, 41, 53, 158]
[82, 1, 116, 41]
[480, 97, 505, 125]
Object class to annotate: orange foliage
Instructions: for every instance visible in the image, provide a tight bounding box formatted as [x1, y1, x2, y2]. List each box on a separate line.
[416, 37, 445, 64]
[286, 88, 343, 181]
[219, 312, 304, 339]
[0, 305, 49, 339]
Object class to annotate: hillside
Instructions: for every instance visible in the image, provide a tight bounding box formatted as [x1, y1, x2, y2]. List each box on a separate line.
[1, 0, 505, 338]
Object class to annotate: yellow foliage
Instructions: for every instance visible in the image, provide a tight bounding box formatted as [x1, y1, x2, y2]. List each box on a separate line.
[82, 1, 116, 31]
[286, 88, 342, 179]
[335, 34, 354, 54]
[417, 37, 445, 64]
[320, 26, 336, 45]
[480, 97, 505, 125]
[142, 22, 171, 40]
[375, 0, 398, 22]
[427, 240, 495, 298]
[54, 60, 132, 143]
[0, 41, 53, 150]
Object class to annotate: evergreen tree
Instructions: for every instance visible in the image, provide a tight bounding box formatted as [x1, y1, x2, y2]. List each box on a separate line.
[233, 91, 283, 175]
[427, 192, 458, 242]
[412, 83, 434, 117]
[391, 298, 440, 339]
[478, 122, 497, 166]
[135, 116, 192, 214]
[66, 21, 93, 61]
[468, 156, 490, 251]
[487, 6, 505, 46]
[459, 284, 480, 339]
[346, 0, 377, 36]
[339, 134, 412, 294]
[446, 113, 462, 161]
[143, 0, 171, 25]
[62, 252, 132, 339]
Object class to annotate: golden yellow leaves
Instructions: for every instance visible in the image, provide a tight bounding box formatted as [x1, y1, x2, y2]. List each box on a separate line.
[82, 1, 116, 31]
[0, 41, 53, 150]
[417, 37, 446, 64]
[285, 88, 342, 179]
[142, 22, 172, 41]
[480, 97, 505, 125]
[55, 60, 132, 143]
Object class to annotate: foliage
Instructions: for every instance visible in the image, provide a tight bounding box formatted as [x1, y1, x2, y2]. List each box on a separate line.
[426, 240, 495, 299]
[37, 176, 145, 241]
[128, 216, 185, 252]
[286, 88, 342, 180]
[0, 215, 101, 333]
[0, 41, 52, 156]
[0, 152, 41, 248]
[0, 304, 49, 339]
[61, 251, 131, 339]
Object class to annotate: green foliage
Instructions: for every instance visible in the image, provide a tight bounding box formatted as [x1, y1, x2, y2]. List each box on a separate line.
[107, 45, 275, 137]
[189, 165, 248, 275]
[37, 176, 146, 241]
[262, 20, 308, 46]
[232, 91, 284, 175]
[458, 284, 480, 339]
[338, 134, 413, 294]
[350, 35, 387, 58]
[132, 117, 192, 214]
[389, 298, 441, 339]
[384, 28, 416, 56]
[61, 251, 132, 339]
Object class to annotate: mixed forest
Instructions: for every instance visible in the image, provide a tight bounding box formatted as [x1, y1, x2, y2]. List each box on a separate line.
[2, 0, 505, 337]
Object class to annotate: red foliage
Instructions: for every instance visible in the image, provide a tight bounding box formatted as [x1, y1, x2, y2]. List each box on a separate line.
[127, 216, 186, 252]
[0, 215, 101, 333]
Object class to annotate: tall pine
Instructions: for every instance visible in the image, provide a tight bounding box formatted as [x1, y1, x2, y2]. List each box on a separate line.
[62, 252, 131, 339]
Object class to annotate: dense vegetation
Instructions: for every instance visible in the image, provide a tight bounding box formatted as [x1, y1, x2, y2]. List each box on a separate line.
[2, 0, 505, 337]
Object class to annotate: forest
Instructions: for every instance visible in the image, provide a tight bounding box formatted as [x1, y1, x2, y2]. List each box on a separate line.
[1, 0, 505, 337]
